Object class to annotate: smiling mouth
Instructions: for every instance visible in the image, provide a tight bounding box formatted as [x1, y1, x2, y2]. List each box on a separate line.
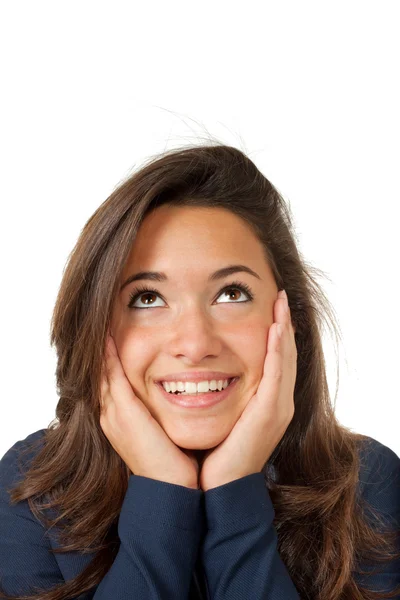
[156, 376, 240, 409]
[160, 377, 237, 396]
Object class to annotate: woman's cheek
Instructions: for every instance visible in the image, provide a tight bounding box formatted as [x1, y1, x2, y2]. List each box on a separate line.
[233, 319, 271, 390]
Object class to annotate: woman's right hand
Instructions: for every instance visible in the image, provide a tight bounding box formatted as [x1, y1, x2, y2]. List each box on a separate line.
[100, 333, 200, 490]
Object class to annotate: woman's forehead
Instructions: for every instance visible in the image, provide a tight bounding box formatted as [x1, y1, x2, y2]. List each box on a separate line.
[125, 205, 262, 266]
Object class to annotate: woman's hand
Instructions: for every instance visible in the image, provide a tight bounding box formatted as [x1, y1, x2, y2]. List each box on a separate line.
[100, 334, 200, 489]
[199, 289, 297, 492]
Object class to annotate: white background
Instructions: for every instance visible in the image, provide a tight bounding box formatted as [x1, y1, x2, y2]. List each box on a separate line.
[0, 1, 398, 459]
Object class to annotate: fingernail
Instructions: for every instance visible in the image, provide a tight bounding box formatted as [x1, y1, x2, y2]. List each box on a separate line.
[281, 289, 289, 313]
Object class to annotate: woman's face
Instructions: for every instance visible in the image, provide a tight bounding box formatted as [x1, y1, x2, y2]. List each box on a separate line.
[110, 204, 279, 450]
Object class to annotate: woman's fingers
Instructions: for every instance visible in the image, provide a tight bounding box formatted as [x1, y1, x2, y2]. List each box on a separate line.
[99, 332, 200, 488]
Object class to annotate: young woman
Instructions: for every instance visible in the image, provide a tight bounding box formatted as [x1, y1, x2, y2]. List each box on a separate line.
[1, 144, 399, 599]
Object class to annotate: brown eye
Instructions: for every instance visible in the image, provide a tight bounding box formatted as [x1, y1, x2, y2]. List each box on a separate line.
[128, 287, 165, 309]
[215, 281, 254, 304]
[218, 287, 245, 302]
[127, 280, 255, 310]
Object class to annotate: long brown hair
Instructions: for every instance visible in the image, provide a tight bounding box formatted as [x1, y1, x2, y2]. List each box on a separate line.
[1, 141, 399, 599]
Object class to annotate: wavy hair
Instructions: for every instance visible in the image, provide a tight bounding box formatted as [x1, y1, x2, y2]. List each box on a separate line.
[1, 141, 399, 599]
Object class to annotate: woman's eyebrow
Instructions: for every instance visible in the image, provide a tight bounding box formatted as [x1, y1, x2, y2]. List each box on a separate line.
[120, 264, 261, 292]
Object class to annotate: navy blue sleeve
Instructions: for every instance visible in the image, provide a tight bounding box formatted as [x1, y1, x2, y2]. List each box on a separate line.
[201, 439, 400, 600]
[0, 437, 204, 598]
[353, 438, 400, 597]
[201, 472, 300, 599]
[94, 474, 204, 598]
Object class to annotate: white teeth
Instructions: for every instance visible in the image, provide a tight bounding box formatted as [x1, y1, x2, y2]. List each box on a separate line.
[161, 379, 232, 394]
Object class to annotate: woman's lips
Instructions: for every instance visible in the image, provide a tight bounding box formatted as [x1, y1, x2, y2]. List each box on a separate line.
[155, 377, 239, 408]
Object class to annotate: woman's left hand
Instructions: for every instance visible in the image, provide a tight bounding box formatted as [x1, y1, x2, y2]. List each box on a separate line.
[199, 289, 298, 492]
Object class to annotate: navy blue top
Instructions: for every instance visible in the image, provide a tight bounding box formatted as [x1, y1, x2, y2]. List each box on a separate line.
[0, 429, 399, 598]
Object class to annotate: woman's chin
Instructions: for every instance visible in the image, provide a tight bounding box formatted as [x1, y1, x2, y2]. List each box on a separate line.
[169, 426, 228, 451]
[155, 408, 240, 450]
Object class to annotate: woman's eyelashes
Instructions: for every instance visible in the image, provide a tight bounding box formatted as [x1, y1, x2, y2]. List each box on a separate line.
[127, 280, 255, 310]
